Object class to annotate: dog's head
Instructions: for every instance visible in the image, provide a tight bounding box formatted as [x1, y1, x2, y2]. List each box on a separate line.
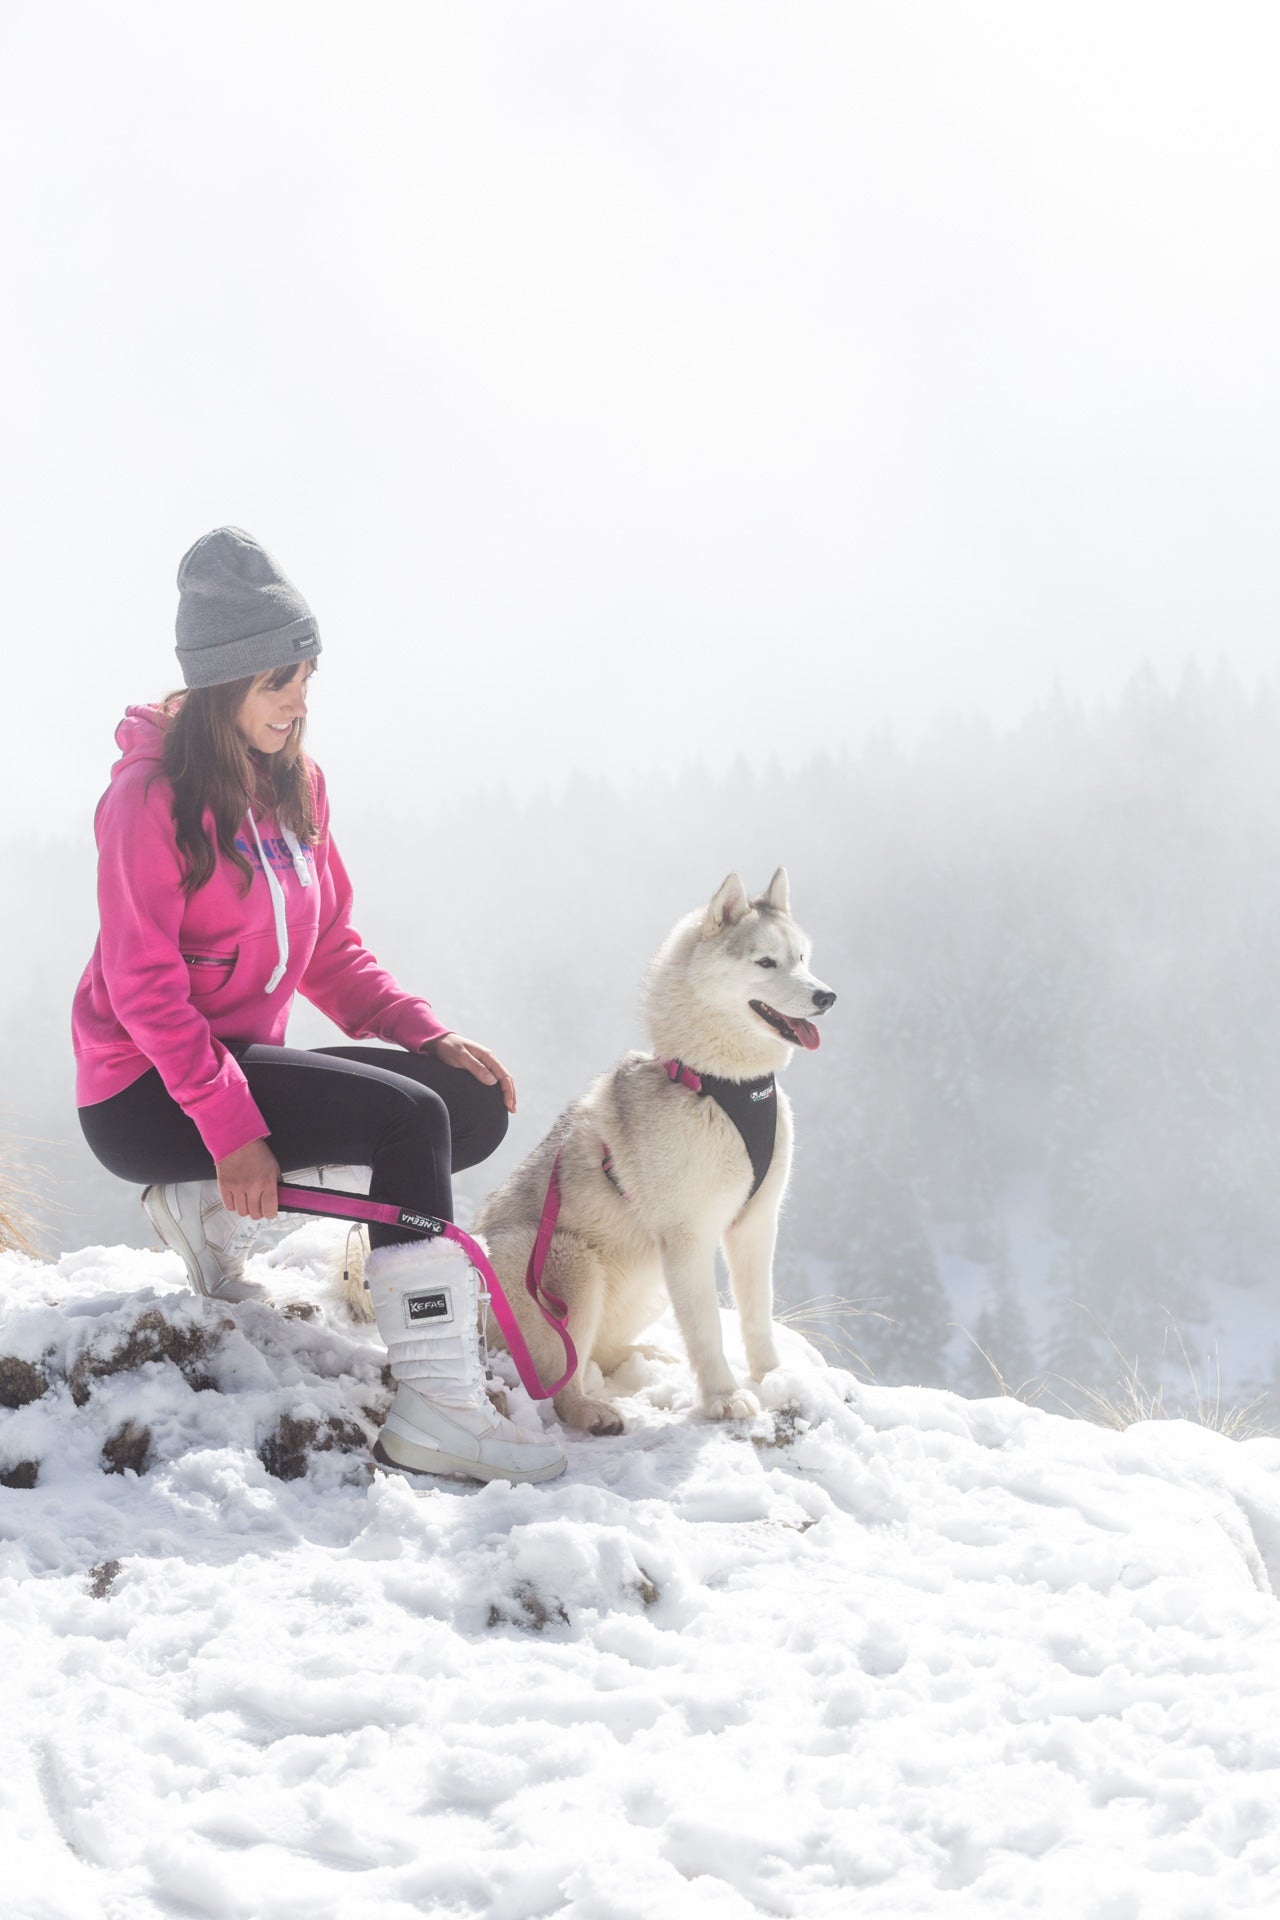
[644, 868, 836, 1075]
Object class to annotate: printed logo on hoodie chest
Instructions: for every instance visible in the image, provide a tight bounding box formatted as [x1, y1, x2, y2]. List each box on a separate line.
[234, 833, 316, 877]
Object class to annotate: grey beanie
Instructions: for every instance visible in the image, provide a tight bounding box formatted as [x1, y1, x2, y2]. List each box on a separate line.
[175, 526, 322, 688]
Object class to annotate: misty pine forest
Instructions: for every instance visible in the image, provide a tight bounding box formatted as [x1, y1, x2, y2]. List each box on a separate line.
[10, 664, 1280, 1416]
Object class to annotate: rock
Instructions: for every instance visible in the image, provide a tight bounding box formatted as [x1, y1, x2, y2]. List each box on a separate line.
[69, 1308, 216, 1407]
[88, 1559, 121, 1598]
[101, 1420, 153, 1476]
[258, 1411, 368, 1482]
[0, 1355, 49, 1409]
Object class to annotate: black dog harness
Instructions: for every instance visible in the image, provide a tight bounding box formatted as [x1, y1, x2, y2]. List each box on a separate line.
[602, 1056, 778, 1205]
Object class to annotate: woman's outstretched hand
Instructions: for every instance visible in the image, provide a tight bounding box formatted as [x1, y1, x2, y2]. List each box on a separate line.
[216, 1138, 282, 1219]
[426, 1034, 517, 1113]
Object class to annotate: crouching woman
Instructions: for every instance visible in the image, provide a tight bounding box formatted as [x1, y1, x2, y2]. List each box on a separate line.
[72, 525, 564, 1486]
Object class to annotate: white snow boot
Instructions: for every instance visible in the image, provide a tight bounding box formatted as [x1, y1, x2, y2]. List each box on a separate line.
[367, 1237, 567, 1485]
[280, 1164, 372, 1195]
[141, 1182, 272, 1304]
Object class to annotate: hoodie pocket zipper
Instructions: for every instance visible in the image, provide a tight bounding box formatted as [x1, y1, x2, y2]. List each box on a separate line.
[183, 952, 237, 992]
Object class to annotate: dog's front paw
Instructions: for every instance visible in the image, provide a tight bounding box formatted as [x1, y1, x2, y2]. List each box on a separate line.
[583, 1401, 626, 1436]
[702, 1386, 761, 1422]
[555, 1393, 626, 1437]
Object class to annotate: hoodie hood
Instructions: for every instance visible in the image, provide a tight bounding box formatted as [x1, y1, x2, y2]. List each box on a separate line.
[110, 704, 170, 779]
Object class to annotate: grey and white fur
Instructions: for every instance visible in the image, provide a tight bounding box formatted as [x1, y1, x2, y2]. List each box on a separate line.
[476, 868, 836, 1433]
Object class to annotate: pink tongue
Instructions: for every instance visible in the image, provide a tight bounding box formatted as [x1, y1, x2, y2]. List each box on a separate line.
[791, 1018, 821, 1051]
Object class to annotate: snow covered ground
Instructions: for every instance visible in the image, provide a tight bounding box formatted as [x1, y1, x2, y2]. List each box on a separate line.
[4, 1227, 1280, 1919]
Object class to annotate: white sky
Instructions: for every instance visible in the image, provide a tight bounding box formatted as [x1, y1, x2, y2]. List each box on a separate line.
[5, 1, 1280, 835]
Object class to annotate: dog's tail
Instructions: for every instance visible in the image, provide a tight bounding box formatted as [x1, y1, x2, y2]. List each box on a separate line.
[336, 1223, 374, 1322]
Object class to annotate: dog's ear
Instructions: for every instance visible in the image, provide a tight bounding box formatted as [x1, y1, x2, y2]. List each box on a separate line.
[707, 873, 750, 928]
[759, 867, 790, 915]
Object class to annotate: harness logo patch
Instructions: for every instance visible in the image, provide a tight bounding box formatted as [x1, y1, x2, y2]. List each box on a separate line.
[404, 1288, 452, 1329]
[750, 1086, 775, 1102]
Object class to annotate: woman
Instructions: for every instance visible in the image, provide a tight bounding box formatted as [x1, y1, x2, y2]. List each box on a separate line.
[73, 526, 565, 1486]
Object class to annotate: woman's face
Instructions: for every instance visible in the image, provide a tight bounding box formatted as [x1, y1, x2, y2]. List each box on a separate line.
[235, 664, 312, 755]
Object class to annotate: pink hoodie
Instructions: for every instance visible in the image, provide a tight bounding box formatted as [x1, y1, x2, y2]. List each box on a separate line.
[72, 706, 449, 1161]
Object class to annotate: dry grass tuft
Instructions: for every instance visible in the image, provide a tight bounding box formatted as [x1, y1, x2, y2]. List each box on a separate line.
[0, 1142, 44, 1258]
[774, 1292, 885, 1379]
[1049, 1306, 1275, 1441]
[952, 1324, 1048, 1408]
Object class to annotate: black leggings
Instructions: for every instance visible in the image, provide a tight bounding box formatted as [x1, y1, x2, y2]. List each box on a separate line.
[78, 1044, 508, 1248]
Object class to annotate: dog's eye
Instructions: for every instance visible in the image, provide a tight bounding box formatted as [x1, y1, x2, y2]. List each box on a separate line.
[756, 957, 777, 969]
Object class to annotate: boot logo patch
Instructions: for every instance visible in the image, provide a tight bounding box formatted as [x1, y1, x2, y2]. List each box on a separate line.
[404, 1288, 452, 1328]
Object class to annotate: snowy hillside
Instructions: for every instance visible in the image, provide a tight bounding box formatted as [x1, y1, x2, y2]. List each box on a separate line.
[4, 1229, 1280, 1918]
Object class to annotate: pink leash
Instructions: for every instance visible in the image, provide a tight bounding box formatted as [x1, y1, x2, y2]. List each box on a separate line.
[276, 1167, 577, 1401]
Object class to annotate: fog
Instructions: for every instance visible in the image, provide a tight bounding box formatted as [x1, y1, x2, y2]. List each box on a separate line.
[7, 3, 1280, 826]
[5, 4, 1280, 1412]
[13, 669, 1280, 1412]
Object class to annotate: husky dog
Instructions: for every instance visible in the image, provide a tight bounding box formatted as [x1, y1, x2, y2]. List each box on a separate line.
[476, 869, 835, 1433]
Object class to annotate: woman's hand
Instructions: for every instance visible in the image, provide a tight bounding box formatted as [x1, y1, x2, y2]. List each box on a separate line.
[426, 1034, 517, 1113]
[215, 1138, 282, 1219]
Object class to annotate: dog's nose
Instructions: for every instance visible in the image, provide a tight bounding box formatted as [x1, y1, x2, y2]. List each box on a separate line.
[812, 989, 836, 1012]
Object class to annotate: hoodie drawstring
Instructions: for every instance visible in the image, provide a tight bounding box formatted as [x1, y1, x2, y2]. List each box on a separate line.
[247, 812, 311, 993]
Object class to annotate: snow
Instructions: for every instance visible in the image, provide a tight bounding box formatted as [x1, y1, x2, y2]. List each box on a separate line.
[5, 1230, 1280, 1918]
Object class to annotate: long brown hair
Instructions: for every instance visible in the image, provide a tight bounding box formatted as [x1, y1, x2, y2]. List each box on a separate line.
[160, 664, 318, 895]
